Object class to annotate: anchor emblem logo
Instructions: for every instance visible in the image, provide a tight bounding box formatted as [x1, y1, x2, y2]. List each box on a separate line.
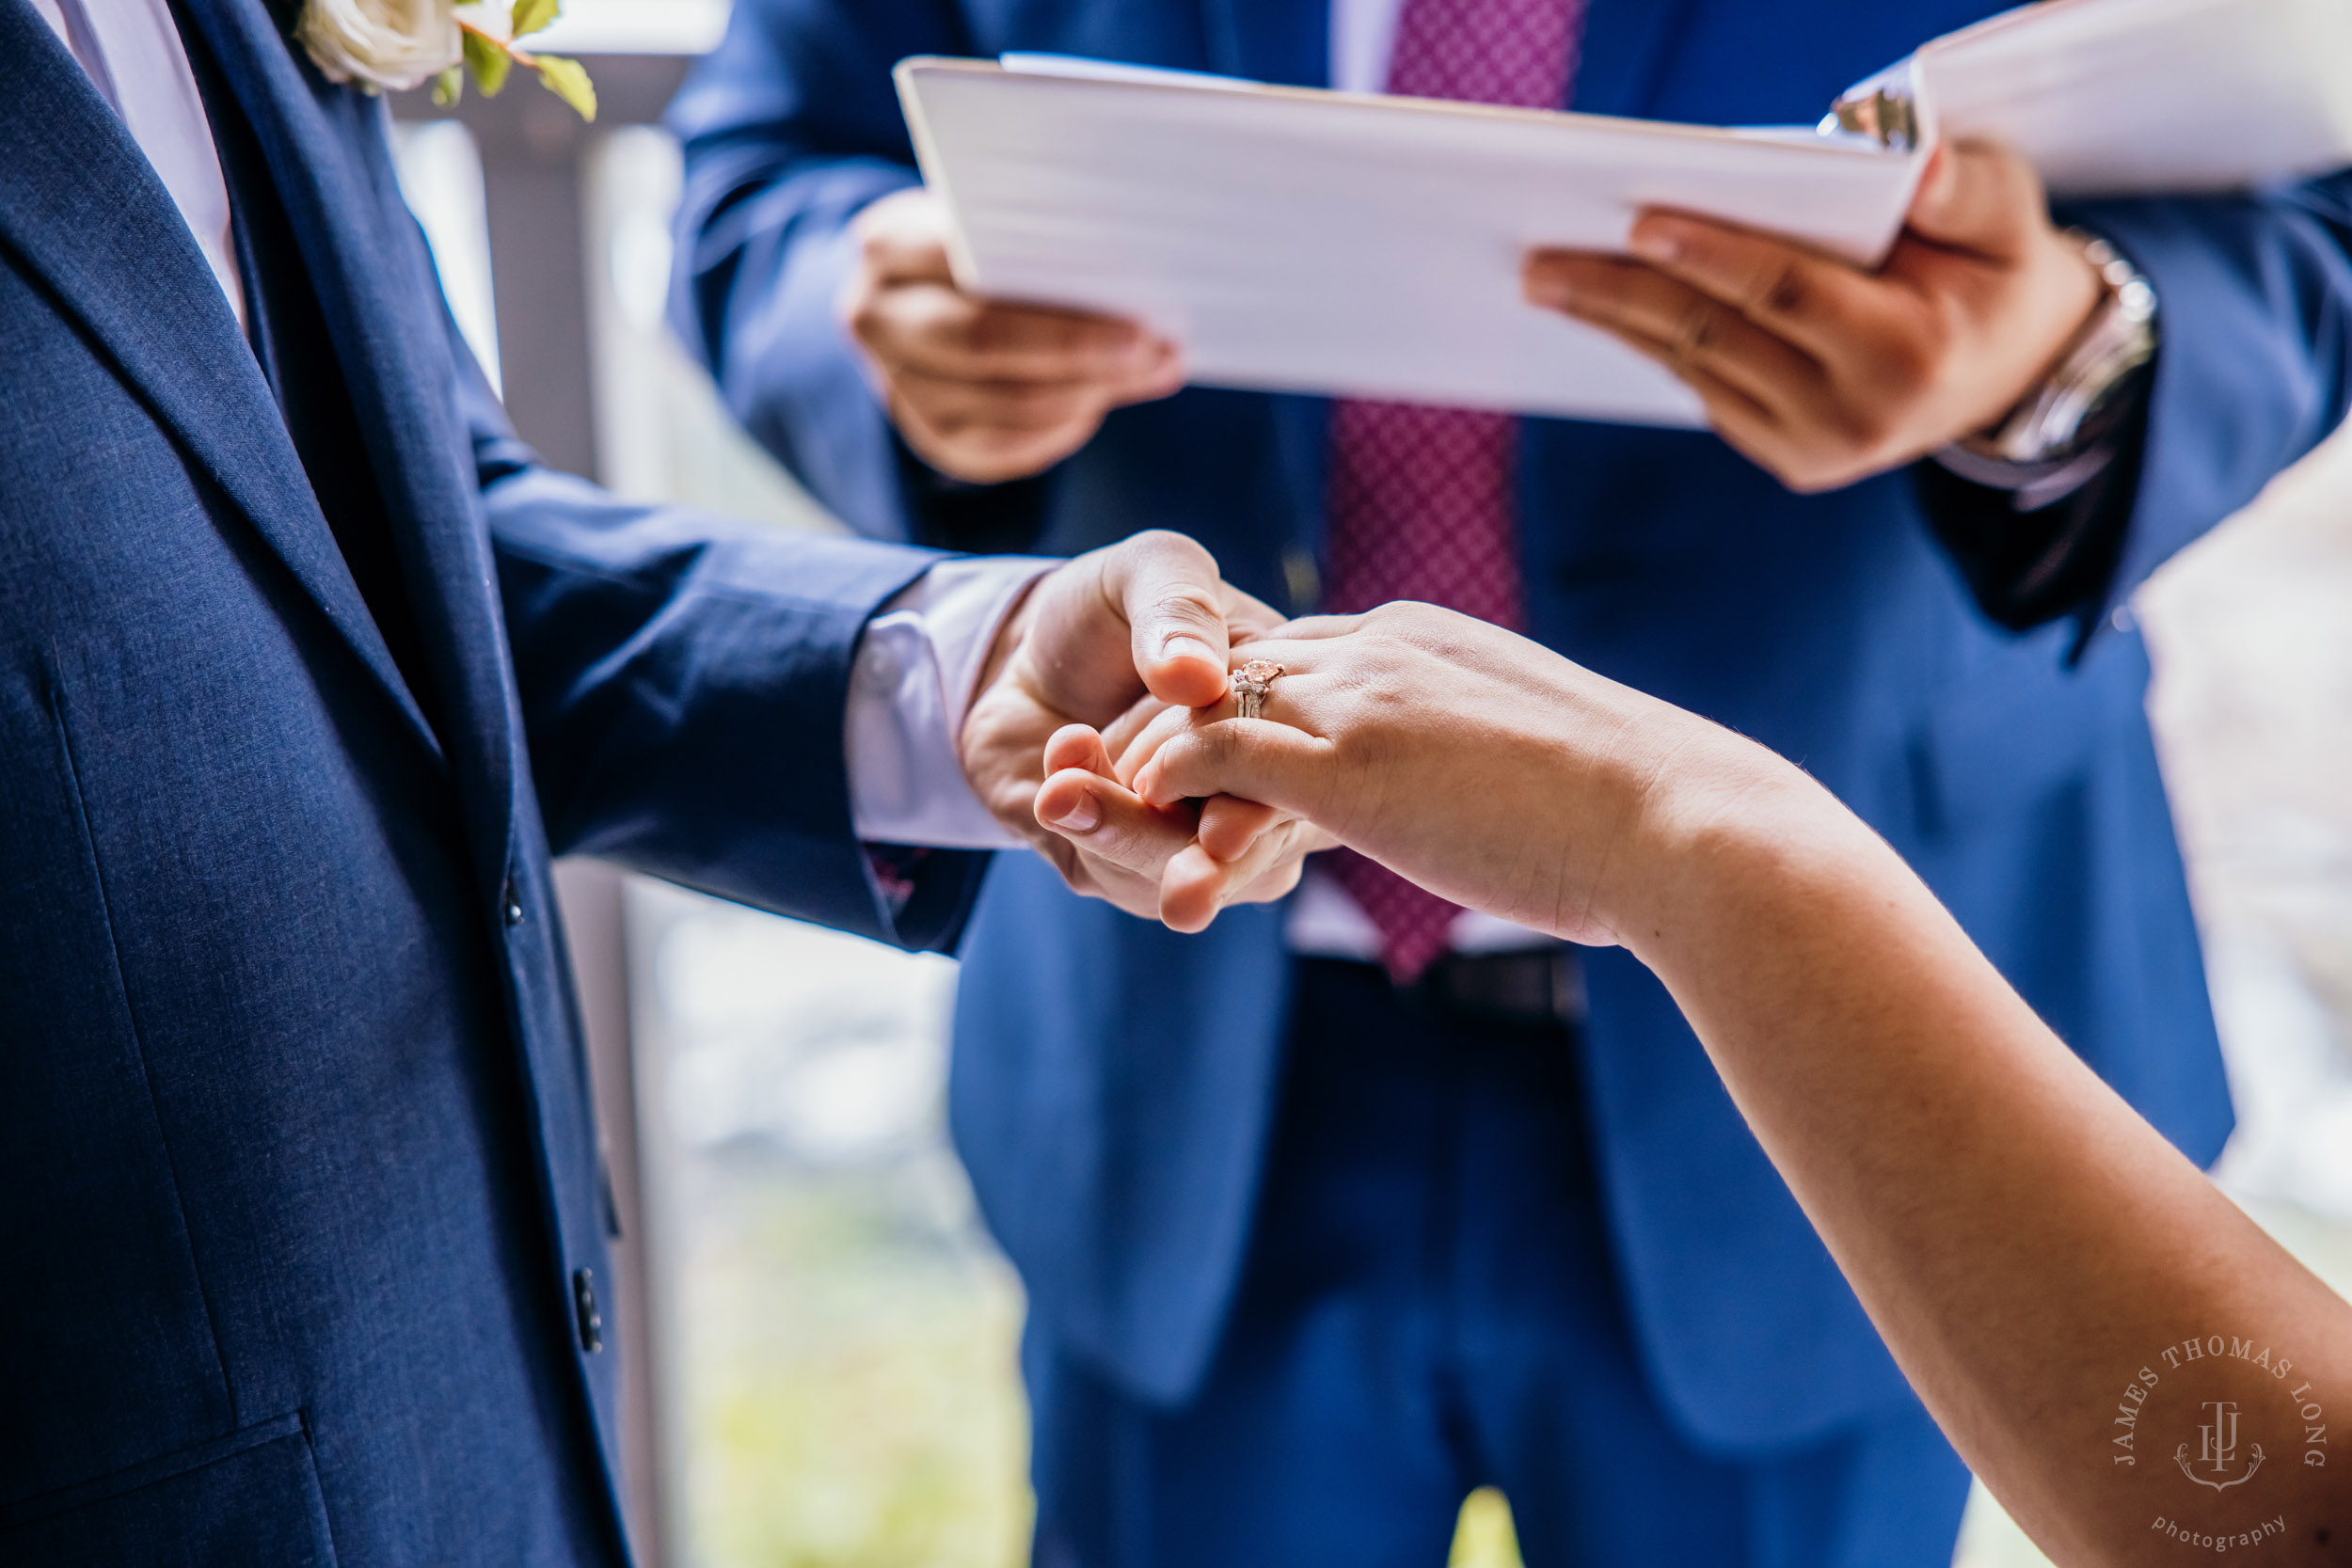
[2174, 1400, 2266, 1492]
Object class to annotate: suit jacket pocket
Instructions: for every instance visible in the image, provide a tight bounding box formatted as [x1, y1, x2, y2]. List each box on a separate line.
[0, 1412, 336, 1567]
[0, 658, 234, 1496]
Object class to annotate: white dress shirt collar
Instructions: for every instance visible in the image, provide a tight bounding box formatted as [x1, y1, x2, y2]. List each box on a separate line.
[30, 0, 246, 327]
[1330, 0, 1406, 93]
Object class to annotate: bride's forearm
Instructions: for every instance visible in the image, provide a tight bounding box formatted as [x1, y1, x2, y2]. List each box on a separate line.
[1611, 764, 2352, 1566]
[1114, 602, 2348, 1558]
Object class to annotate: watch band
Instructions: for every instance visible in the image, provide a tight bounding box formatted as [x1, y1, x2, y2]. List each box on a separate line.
[1957, 230, 2158, 468]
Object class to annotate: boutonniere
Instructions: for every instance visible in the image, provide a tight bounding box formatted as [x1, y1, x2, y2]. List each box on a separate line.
[295, 0, 596, 121]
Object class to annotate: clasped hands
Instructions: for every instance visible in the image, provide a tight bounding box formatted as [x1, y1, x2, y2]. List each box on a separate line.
[966, 558, 1733, 949]
[956, 531, 1335, 931]
[961, 536, 1669, 944]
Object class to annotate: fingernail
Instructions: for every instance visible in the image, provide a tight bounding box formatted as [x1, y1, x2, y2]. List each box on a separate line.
[1526, 274, 1575, 309]
[1161, 634, 1218, 668]
[1629, 224, 1682, 263]
[1049, 797, 1101, 833]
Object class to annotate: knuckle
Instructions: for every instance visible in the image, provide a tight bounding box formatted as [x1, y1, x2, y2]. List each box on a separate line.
[1892, 340, 1940, 392]
[1879, 322, 1946, 393]
[1134, 526, 1204, 561]
[1797, 457, 1865, 494]
[922, 427, 1022, 483]
[1146, 588, 1221, 635]
[1672, 298, 1721, 356]
[1780, 457, 1837, 494]
[967, 442, 1053, 484]
[991, 380, 1073, 422]
[1831, 401, 1892, 451]
[1760, 262, 1809, 318]
[841, 280, 885, 340]
[961, 309, 1009, 358]
[1135, 528, 1222, 584]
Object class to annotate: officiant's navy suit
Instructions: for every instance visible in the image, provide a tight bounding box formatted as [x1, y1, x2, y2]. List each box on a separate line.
[0, 2, 984, 1561]
[674, 0, 2352, 1561]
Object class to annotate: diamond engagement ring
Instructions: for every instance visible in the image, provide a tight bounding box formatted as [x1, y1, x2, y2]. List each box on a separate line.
[1232, 659, 1285, 721]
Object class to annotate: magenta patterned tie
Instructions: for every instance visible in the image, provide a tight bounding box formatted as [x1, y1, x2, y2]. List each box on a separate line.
[1323, 0, 1587, 983]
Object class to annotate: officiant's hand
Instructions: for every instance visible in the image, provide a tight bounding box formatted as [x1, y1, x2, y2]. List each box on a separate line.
[842, 188, 1185, 484]
[1520, 140, 2104, 493]
[960, 531, 1321, 928]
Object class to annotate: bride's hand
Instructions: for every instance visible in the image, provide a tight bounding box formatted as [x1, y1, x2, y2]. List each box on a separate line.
[1031, 718, 1335, 932]
[1099, 601, 1794, 947]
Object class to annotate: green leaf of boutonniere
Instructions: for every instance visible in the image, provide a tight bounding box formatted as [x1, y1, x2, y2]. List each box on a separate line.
[531, 54, 597, 121]
[450, 2, 596, 121]
[509, 0, 561, 40]
[460, 24, 512, 95]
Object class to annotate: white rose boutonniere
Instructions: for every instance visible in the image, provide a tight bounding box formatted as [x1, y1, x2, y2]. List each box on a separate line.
[295, 0, 596, 120]
[295, 0, 460, 91]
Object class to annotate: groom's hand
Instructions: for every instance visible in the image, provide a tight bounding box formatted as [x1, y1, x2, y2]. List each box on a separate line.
[958, 531, 1310, 927]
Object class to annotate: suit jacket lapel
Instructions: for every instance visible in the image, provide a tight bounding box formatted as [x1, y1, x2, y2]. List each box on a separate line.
[172, 0, 523, 866]
[0, 0, 438, 758]
[1572, 0, 1700, 117]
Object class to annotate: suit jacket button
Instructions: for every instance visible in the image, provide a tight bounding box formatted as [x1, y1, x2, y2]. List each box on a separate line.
[572, 1267, 604, 1354]
[503, 878, 525, 927]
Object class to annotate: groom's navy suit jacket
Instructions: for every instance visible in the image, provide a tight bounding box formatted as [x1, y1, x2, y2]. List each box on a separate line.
[0, 2, 977, 1560]
[673, 0, 2352, 1447]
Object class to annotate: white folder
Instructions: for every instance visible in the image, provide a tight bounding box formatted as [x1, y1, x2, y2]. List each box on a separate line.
[894, 0, 2352, 427]
[1909, 0, 2352, 198]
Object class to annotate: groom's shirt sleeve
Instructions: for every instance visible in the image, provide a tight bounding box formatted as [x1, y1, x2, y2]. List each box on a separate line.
[843, 554, 1055, 850]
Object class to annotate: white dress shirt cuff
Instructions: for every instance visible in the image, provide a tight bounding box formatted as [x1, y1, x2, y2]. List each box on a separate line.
[844, 554, 1058, 850]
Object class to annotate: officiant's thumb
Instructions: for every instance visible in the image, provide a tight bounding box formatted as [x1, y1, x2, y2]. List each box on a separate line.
[1112, 531, 1232, 711]
[1903, 140, 2041, 255]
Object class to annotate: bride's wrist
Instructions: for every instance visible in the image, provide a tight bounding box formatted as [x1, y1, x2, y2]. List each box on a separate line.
[1603, 728, 1837, 963]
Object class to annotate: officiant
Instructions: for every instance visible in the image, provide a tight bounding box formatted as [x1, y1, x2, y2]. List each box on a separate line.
[666, 2, 2352, 1561]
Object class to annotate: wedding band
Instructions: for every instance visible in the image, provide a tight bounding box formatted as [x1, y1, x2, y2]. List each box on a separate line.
[1232, 658, 1285, 721]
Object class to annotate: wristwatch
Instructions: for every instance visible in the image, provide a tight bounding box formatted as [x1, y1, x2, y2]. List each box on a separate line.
[1952, 230, 2158, 470]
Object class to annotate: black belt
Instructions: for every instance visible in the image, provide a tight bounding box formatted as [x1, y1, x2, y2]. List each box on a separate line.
[1305, 947, 1585, 1032]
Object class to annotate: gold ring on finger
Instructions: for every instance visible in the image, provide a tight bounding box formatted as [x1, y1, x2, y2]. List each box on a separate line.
[1232, 658, 1285, 721]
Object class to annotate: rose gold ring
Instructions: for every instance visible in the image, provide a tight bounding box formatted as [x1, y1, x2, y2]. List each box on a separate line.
[1232, 658, 1285, 721]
